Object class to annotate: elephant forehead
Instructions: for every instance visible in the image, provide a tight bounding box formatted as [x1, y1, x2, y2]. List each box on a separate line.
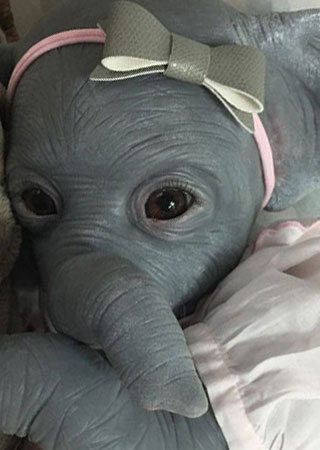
[9, 45, 249, 174]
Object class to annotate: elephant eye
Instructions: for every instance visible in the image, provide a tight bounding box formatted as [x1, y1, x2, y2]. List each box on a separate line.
[145, 188, 194, 220]
[22, 188, 57, 216]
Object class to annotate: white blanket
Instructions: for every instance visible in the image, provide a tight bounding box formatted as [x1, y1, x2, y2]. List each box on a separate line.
[185, 221, 320, 450]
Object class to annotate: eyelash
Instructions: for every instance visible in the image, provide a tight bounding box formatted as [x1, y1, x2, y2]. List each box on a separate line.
[155, 178, 197, 199]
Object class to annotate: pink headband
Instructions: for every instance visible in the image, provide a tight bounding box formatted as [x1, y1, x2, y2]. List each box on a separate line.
[7, 29, 275, 209]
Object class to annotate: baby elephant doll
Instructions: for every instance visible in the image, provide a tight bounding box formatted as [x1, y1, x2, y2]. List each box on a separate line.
[0, 0, 320, 449]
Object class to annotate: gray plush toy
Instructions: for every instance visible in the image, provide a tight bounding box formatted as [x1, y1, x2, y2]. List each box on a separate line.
[0, 0, 320, 449]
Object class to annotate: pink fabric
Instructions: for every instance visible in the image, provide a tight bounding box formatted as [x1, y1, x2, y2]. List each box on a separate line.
[253, 114, 275, 209]
[184, 220, 320, 450]
[6, 29, 275, 208]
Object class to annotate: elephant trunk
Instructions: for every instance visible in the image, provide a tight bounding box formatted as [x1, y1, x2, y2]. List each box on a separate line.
[46, 253, 208, 418]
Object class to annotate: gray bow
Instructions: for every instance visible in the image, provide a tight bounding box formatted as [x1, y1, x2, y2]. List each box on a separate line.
[90, 1, 266, 133]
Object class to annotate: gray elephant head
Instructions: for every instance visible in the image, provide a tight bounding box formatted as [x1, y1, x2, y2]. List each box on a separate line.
[1, 0, 320, 418]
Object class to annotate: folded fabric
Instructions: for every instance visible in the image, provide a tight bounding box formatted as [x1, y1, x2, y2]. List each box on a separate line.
[184, 221, 320, 450]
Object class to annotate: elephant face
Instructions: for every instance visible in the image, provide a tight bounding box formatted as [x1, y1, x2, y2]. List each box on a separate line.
[5, 39, 264, 417]
[7, 45, 263, 300]
[2, 0, 320, 419]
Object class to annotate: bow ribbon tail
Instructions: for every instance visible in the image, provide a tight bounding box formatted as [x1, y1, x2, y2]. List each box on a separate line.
[203, 79, 255, 133]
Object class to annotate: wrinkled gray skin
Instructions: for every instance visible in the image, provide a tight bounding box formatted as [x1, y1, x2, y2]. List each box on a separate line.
[1, 0, 320, 448]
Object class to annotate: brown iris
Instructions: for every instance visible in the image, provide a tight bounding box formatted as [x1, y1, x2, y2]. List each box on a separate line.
[145, 188, 194, 220]
[22, 188, 57, 216]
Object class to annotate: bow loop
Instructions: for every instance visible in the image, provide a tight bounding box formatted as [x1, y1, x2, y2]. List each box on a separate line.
[99, 1, 170, 70]
[90, 1, 266, 133]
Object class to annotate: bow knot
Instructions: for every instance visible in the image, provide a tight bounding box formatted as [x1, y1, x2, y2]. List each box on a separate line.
[165, 34, 210, 85]
[90, 1, 266, 133]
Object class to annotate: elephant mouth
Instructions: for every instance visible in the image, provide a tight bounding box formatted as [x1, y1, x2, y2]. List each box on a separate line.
[175, 292, 212, 325]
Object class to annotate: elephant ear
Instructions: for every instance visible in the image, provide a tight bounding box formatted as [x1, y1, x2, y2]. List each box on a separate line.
[249, 9, 320, 212]
[265, 9, 320, 66]
[0, 43, 16, 87]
